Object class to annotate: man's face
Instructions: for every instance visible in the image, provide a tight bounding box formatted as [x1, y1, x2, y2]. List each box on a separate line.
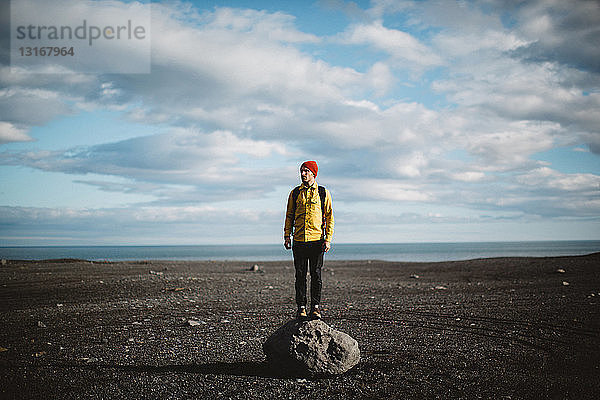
[300, 167, 315, 184]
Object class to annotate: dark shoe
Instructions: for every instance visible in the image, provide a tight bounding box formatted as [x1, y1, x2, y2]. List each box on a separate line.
[297, 306, 307, 319]
[310, 306, 321, 319]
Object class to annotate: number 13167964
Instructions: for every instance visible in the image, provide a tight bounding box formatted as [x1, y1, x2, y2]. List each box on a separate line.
[19, 47, 75, 56]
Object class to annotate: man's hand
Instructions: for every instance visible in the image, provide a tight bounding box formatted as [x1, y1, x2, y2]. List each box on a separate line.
[284, 237, 292, 249]
[323, 241, 331, 252]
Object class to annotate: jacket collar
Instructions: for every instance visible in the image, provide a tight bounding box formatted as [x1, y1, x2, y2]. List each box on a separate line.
[301, 181, 318, 190]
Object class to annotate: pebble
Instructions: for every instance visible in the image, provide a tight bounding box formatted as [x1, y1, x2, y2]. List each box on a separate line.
[187, 320, 206, 326]
[410, 274, 420, 279]
[37, 321, 47, 328]
[556, 268, 566, 273]
[562, 281, 570, 286]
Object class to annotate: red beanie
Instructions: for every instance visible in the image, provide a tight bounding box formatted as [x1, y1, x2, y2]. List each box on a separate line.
[301, 160, 318, 177]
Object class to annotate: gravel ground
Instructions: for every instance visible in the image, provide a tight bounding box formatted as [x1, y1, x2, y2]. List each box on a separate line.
[1, 253, 599, 399]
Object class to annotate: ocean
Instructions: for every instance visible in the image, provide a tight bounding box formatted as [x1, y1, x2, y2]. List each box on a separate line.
[0, 241, 598, 262]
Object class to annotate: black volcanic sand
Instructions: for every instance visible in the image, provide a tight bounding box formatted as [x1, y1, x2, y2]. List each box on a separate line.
[1, 254, 599, 399]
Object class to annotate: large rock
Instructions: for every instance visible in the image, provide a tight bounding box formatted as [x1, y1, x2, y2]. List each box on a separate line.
[263, 319, 360, 375]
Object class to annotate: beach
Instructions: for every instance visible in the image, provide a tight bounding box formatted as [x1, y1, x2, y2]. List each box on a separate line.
[1, 253, 599, 399]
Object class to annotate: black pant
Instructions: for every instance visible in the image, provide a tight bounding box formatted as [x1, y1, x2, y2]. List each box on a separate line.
[292, 240, 324, 308]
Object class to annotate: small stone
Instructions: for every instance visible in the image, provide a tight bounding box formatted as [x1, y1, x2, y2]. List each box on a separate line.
[435, 286, 448, 290]
[556, 268, 566, 273]
[410, 274, 420, 279]
[562, 281, 570, 286]
[0, 347, 8, 352]
[249, 264, 261, 272]
[1, 259, 7, 266]
[187, 320, 206, 326]
[37, 321, 47, 328]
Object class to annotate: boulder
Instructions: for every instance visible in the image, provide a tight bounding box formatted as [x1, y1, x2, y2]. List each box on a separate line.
[263, 319, 360, 375]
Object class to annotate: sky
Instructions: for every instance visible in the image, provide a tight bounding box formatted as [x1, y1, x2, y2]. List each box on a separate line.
[1, 0, 599, 246]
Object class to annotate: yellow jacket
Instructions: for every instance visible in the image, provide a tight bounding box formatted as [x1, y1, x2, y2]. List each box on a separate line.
[284, 182, 334, 243]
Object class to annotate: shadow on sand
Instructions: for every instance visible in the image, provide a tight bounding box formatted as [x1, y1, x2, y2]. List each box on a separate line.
[77, 360, 310, 379]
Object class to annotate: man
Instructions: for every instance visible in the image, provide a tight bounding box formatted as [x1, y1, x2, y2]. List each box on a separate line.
[284, 160, 334, 320]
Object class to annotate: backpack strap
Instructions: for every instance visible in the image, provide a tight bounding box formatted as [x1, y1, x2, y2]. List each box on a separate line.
[318, 186, 327, 237]
[318, 186, 326, 213]
[291, 186, 301, 219]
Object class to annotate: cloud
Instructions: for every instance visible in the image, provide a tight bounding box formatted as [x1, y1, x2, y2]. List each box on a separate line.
[0, 121, 33, 144]
[431, 166, 600, 218]
[367, 0, 413, 19]
[337, 20, 443, 68]
[335, 178, 434, 202]
[0, 84, 76, 128]
[516, 167, 600, 193]
[433, 28, 526, 58]
[207, 7, 321, 44]
[425, 2, 600, 158]
[0, 128, 290, 201]
[448, 171, 486, 183]
[508, 0, 600, 73]
[0, 205, 282, 244]
[1, 2, 365, 144]
[462, 121, 558, 171]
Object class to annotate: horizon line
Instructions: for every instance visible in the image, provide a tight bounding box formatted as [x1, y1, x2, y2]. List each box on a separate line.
[2, 239, 599, 248]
